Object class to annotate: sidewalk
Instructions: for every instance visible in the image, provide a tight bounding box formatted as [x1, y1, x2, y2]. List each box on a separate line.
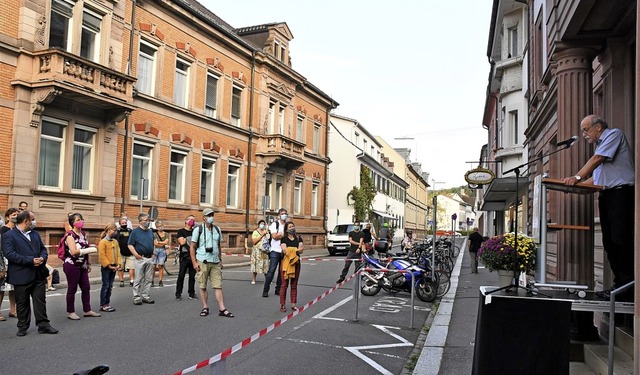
[50, 247, 332, 289]
[414, 240, 496, 375]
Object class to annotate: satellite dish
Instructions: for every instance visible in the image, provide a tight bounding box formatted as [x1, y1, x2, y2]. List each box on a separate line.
[148, 206, 159, 221]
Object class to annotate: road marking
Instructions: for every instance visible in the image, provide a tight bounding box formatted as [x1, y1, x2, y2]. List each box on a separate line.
[343, 324, 413, 375]
[313, 296, 352, 321]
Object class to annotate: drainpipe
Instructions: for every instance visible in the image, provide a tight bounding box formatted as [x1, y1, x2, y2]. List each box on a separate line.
[323, 101, 335, 235]
[121, 0, 136, 215]
[245, 51, 256, 238]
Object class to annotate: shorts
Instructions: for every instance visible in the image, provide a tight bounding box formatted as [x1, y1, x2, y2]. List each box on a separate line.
[197, 261, 222, 289]
[153, 248, 167, 265]
[119, 255, 135, 271]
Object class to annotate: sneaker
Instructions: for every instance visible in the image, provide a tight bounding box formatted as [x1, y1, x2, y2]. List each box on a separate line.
[274, 290, 280, 296]
[188, 294, 198, 300]
[130, 281, 134, 287]
[46, 286, 56, 291]
[142, 298, 155, 304]
[151, 282, 154, 287]
[159, 281, 163, 287]
[119, 281, 125, 288]
[336, 278, 345, 284]
[262, 292, 268, 298]
[176, 295, 182, 301]
[133, 299, 142, 305]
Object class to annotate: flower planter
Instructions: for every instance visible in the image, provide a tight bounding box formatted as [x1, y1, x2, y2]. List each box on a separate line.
[497, 269, 514, 288]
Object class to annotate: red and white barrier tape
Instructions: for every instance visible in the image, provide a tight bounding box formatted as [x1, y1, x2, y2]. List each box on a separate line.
[221, 253, 360, 262]
[171, 271, 360, 375]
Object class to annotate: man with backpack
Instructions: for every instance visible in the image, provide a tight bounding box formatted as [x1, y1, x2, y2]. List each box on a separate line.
[190, 208, 233, 318]
[175, 215, 197, 300]
[262, 208, 288, 298]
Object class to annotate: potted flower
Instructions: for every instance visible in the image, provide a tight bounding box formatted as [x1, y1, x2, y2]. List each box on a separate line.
[478, 232, 536, 275]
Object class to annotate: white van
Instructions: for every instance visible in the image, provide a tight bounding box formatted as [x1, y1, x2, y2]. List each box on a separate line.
[327, 223, 370, 256]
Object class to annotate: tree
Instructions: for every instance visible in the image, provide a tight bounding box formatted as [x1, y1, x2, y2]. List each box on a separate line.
[346, 166, 376, 221]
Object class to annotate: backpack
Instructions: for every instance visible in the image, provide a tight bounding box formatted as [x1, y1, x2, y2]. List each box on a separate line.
[196, 224, 221, 248]
[57, 231, 80, 260]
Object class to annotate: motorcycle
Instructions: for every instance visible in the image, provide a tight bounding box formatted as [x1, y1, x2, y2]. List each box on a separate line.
[359, 252, 437, 302]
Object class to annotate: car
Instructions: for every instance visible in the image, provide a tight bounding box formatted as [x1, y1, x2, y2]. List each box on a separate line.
[327, 222, 370, 256]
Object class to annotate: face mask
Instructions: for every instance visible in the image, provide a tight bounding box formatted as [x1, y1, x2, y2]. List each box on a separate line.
[105, 235, 112, 240]
[141, 222, 150, 229]
[74, 220, 85, 229]
[354, 226, 360, 231]
[280, 214, 288, 221]
[188, 219, 195, 227]
[259, 223, 265, 230]
[9, 217, 17, 223]
[157, 227, 164, 231]
[287, 228, 296, 235]
[30, 220, 36, 230]
[206, 217, 214, 225]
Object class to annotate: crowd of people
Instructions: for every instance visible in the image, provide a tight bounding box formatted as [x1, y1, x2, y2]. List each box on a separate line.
[0, 204, 315, 336]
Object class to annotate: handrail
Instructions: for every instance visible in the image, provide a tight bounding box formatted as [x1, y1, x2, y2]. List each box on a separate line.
[608, 280, 635, 375]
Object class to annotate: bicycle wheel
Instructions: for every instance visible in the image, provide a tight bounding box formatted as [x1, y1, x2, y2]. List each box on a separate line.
[452, 245, 460, 258]
[434, 270, 450, 297]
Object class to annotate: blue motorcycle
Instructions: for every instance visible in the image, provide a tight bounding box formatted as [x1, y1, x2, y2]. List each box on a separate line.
[359, 252, 437, 302]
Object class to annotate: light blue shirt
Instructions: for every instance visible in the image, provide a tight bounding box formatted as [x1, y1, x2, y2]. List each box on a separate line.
[192, 224, 221, 263]
[592, 128, 634, 189]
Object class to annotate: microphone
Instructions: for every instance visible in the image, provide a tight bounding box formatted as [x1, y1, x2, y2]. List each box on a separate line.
[557, 135, 579, 147]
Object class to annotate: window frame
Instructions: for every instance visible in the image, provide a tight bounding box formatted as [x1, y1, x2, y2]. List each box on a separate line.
[168, 148, 188, 203]
[49, 0, 74, 51]
[80, 7, 103, 62]
[293, 178, 303, 214]
[296, 115, 304, 142]
[313, 124, 320, 154]
[71, 124, 96, 192]
[137, 39, 158, 96]
[174, 57, 191, 108]
[231, 85, 242, 127]
[311, 183, 318, 216]
[38, 116, 67, 190]
[205, 71, 219, 118]
[131, 140, 154, 200]
[264, 172, 273, 210]
[226, 163, 240, 208]
[200, 155, 217, 205]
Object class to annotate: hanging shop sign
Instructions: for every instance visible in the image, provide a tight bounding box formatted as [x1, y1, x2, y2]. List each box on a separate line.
[464, 167, 495, 185]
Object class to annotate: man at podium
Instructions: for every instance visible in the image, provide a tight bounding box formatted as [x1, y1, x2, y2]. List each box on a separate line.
[562, 115, 634, 301]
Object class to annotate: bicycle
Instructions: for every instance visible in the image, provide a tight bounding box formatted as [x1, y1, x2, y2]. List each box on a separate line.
[162, 247, 180, 276]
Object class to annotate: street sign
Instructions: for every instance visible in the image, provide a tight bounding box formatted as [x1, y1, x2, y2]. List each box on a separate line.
[452, 213, 457, 221]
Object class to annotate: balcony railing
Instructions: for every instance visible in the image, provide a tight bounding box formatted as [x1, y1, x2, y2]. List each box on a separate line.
[258, 134, 305, 159]
[32, 49, 135, 103]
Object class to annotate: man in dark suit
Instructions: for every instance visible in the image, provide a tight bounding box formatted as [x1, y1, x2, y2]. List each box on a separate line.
[2, 210, 58, 336]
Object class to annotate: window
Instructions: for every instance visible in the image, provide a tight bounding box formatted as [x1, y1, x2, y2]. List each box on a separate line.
[510, 110, 519, 145]
[131, 142, 153, 199]
[311, 183, 318, 216]
[226, 164, 240, 207]
[280, 44, 286, 63]
[50, 0, 73, 51]
[363, 139, 368, 154]
[80, 9, 102, 62]
[274, 40, 280, 59]
[278, 105, 285, 135]
[72, 125, 95, 191]
[200, 156, 216, 205]
[205, 72, 218, 118]
[231, 86, 242, 126]
[293, 179, 302, 214]
[169, 149, 187, 202]
[296, 116, 304, 142]
[268, 102, 276, 134]
[38, 117, 66, 188]
[355, 133, 360, 148]
[275, 174, 283, 210]
[313, 125, 320, 154]
[137, 41, 157, 96]
[508, 27, 518, 58]
[371, 145, 375, 157]
[174, 58, 190, 108]
[264, 173, 273, 210]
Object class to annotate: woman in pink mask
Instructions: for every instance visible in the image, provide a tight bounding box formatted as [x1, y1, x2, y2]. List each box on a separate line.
[62, 213, 100, 320]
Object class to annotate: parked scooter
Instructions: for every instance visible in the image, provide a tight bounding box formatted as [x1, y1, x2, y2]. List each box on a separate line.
[359, 252, 437, 302]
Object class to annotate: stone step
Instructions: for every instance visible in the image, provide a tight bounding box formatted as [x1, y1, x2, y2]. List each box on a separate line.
[570, 361, 597, 375]
[614, 326, 633, 359]
[583, 343, 633, 375]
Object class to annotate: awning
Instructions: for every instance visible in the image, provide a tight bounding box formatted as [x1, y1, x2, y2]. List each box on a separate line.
[372, 210, 396, 220]
[479, 177, 528, 211]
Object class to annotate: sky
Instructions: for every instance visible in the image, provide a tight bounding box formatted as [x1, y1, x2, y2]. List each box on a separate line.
[202, 0, 493, 189]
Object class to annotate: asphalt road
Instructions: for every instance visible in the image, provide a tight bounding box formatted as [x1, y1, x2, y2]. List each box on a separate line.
[0, 251, 437, 375]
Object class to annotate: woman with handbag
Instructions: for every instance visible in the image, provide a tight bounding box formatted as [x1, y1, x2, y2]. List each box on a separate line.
[279, 221, 303, 312]
[63, 213, 100, 320]
[97, 223, 120, 312]
[250, 220, 270, 285]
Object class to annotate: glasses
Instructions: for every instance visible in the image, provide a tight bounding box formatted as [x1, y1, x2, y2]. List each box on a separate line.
[581, 122, 598, 133]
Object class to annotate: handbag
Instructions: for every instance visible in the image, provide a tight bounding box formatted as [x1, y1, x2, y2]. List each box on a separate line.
[261, 231, 271, 253]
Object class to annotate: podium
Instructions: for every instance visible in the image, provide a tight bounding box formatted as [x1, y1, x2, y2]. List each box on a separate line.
[536, 178, 602, 285]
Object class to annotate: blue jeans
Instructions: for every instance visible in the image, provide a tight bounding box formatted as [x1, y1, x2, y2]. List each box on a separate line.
[263, 251, 282, 294]
[100, 267, 116, 307]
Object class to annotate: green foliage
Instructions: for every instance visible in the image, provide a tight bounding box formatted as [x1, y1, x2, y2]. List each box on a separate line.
[346, 166, 376, 221]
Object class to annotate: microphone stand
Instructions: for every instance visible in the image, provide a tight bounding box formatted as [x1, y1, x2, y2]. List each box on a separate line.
[486, 142, 575, 296]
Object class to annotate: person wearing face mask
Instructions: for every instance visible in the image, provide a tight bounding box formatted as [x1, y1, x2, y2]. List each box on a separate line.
[2, 210, 58, 336]
[128, 213, 156, 305]
[279, 221, 303, 312]
[336, 220, 365, 284]
[62, 213, 100, 320]
[116, 216, 135, 287]
[191, 208, 233, 318]
[97, 223, 120, 312]
[151, 220, 169, 287]
[175, 215, 197, 300]
[0, 207, 20, 320]
[262, 208, 288, 298]
[250, 219, 270, 285]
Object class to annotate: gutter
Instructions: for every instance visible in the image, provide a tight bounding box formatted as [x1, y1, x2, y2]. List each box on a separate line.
[121, 0, 136, 215]
[245, 51, 256, 237]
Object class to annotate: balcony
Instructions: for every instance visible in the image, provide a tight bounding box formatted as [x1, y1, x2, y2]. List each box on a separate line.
[14, 49, 135, 115]
[256, 134, 305, 170]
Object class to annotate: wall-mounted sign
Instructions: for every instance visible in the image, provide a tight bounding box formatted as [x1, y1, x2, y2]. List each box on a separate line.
[464, 167, 495, 185]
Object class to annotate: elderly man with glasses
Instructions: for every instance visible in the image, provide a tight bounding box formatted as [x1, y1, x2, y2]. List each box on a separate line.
[562, 114, 634, 301]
